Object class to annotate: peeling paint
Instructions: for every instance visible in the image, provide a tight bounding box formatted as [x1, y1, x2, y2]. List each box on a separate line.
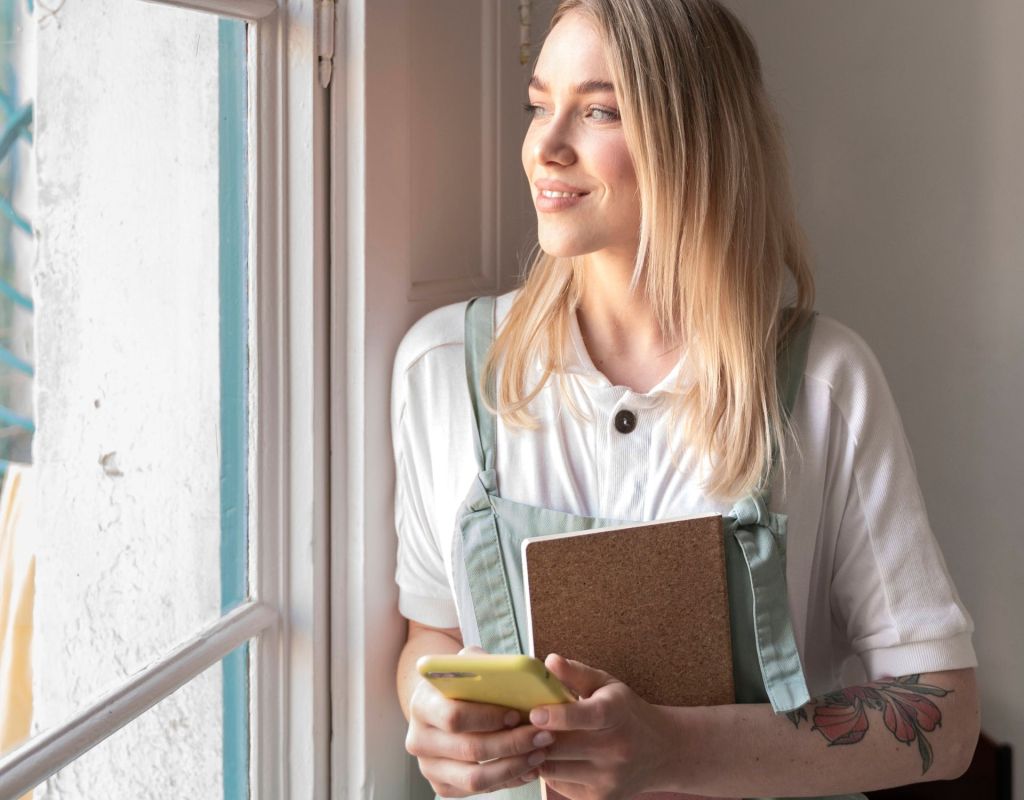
[98, 450, 122, 477]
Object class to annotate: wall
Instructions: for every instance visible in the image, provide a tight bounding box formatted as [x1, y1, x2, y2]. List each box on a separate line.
[31, 0, 224, 795]
[355, 1, 542, 796]
[722, 1, 1024, 794]
[378, 1, 1023, 796]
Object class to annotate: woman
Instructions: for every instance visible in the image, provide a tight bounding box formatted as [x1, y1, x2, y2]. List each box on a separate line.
[392, 1, 979, 798]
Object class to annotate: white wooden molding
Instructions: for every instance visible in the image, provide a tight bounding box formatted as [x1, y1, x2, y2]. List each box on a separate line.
[250, 2, 331, 799]
[0, 601, 278, 800]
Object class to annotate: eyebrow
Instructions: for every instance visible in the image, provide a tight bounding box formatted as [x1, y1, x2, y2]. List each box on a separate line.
[528, 75, 616, 95]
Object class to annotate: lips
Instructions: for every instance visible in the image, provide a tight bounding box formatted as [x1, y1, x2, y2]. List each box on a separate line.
[535, 178, 590, 194]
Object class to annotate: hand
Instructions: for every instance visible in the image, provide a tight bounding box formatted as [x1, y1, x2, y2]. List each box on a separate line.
[529, 653, 681, 800]
[405, 646, 554, 797]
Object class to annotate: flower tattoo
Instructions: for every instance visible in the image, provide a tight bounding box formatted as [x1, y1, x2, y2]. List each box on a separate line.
[785, 675, 950, 774]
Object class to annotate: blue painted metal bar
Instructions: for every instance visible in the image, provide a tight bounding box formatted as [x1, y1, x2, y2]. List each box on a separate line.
[0, 344, 32, 376]
[0, 194, 31, 235]
[0, 277, 32, 311]
[0, 4, 33, 471]
[0, 93, 31, 143]
[218, 19, 250, 800]
[0, 103, 31, 161]
[0, 405, 34, 433]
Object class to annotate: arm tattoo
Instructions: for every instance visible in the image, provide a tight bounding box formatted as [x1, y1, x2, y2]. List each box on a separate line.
[784, 675, 951, 775]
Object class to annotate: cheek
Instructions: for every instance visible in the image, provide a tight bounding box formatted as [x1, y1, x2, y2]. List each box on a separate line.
[521, 133, 534, 175]
[592, 141, 637, 200]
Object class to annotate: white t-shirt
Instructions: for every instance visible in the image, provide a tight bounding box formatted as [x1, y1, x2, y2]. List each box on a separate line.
[391, 290, 977, 696]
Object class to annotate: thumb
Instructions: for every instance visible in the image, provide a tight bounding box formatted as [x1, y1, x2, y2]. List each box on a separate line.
[544, 652, 616, 699]
[458, 645, 488, 656]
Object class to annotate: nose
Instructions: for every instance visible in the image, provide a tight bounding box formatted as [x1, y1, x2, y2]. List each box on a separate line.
[532, 116, 575, 165]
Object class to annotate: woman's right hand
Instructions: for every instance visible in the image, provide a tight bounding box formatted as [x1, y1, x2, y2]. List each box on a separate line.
[405, 648, 553, 797]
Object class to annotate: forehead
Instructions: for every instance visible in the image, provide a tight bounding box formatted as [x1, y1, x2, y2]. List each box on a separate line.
[533, 10, 613, 89]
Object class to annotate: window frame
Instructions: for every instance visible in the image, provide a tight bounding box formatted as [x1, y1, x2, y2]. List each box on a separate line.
[0, 0, 331, 797]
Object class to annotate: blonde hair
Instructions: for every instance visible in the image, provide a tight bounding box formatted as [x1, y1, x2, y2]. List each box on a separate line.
[484, 0, 814, 501]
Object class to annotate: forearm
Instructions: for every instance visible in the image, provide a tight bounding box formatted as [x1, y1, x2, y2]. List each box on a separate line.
[396, 620, 463, 721]
[657, 668, 979, 798]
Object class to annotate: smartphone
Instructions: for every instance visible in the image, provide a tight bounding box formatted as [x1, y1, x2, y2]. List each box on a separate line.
[417, 654, 577, 714]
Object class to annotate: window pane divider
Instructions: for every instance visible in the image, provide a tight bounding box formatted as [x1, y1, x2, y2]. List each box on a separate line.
[136, 0, 278, 21]
[0, 600, 277, 800]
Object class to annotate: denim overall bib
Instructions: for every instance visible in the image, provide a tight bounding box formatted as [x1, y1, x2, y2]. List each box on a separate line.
[445, 295, 866, 800]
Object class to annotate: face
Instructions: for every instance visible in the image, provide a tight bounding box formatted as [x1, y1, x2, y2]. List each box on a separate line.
[522, 10, 641, 263]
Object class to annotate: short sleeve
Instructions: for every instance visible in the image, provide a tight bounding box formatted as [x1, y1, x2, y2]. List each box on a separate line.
[391, 331, 460, 629]
[819, 322, 977, 680]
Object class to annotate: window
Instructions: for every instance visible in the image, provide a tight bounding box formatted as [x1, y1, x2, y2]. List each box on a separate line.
[0, 0, 329, 797]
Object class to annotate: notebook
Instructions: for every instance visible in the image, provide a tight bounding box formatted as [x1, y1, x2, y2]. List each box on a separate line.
[522, 514, 736, 800]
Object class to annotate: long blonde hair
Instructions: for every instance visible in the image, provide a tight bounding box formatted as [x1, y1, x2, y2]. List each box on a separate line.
[484, 0, 814, 501]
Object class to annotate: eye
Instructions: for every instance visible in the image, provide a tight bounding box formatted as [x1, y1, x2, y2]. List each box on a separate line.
[588, 107, 620, 122]
[522, 103, 620, 123]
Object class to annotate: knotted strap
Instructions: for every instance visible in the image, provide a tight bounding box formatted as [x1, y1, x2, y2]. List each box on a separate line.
[456, 471, 522, 655]
[461, 296, 515, 652]
[726, 492, 810, 713]
[727, 309, 818, 714]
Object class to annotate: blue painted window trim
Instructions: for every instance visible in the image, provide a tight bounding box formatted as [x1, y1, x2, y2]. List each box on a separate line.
[219, 19, 250, 800]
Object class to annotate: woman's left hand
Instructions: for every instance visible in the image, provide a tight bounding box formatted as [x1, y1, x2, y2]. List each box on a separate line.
[529, 653, 684, 799]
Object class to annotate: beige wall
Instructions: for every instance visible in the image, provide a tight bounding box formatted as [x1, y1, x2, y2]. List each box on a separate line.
[722, 1, 1024, 794]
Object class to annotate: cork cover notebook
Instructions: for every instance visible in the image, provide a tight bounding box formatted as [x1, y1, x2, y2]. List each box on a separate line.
[523, 515, 736, 800]
[522, 514, 735, 706]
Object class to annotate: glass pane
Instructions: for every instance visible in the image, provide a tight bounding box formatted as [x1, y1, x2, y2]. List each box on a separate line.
[27, 641, 252, 799]
[0, 0, 254, 788]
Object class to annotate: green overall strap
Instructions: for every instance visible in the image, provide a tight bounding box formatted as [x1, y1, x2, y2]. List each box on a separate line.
[778, 309, 817, 422]
[760, 308, 819, 506]
[728, 309, 818, 714]
[463, 296, 498, 474]
[460, 296, 523, 656]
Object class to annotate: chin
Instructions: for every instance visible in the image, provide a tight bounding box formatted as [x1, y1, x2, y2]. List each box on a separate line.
[537, 234, 595, 259]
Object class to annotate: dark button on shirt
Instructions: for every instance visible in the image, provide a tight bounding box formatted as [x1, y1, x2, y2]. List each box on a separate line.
[614, 409, 637, 434]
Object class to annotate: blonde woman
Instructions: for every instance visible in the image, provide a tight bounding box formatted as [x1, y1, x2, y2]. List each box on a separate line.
[392, 1, 979, 798]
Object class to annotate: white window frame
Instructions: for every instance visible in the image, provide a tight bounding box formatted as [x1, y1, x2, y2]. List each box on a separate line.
[0, 0, 331, 797]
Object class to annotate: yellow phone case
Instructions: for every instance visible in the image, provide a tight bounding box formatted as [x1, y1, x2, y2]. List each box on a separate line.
[416, 654, 577, 714]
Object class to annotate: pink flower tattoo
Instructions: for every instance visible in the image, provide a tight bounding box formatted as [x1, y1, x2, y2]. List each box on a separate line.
[785, 675, 950, 774]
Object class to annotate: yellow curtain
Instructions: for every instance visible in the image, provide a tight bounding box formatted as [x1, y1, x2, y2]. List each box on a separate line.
[0, 464, 35, 800]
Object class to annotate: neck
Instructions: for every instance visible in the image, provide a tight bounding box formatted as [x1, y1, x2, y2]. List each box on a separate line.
[573, 250, 683, 392]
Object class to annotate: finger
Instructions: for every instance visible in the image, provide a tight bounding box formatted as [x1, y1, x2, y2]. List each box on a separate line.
[530, 691, 615, 732]
[416, 682, 523, 733]
[534, 729, 601, 760]
[489, 767, 542, 792]
[420, 750, 548, 796]
[407, 723, 550, 764]
[458, 645, 488, 656]
[544, 652, 615, 699]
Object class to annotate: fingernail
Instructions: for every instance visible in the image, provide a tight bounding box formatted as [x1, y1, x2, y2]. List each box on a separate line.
[504, 710, 520, 728]
[533, 731, 554, 747]
[530, 708, 549, 726]
[528, 750, 547, 767]
[521, 770, 539, 782]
